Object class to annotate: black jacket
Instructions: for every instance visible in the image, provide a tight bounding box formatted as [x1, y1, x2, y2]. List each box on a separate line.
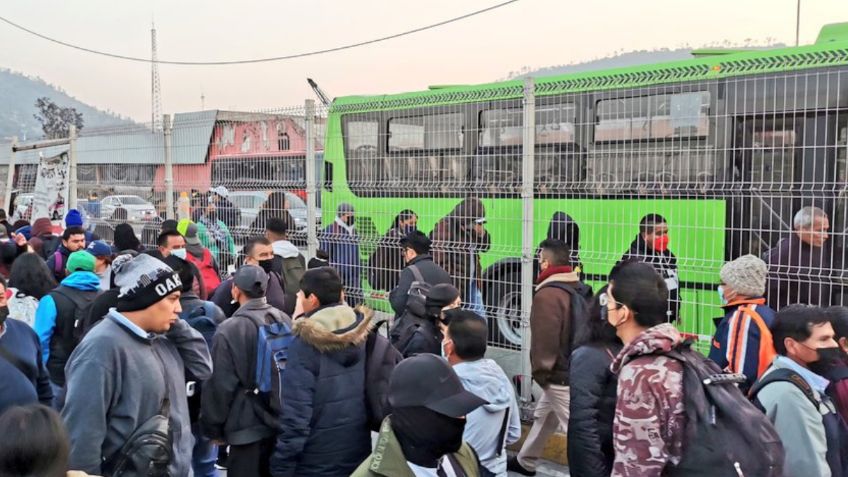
[201, 298, 290, 445]
[617, 234, 680, 322]
[212, 273, 288, 318]
[45, 285, 99, 386]
[567, 343, 622, 477]
[389, 305, 441, 358]
[764, 234, 847, 310]
[45, 244, 71, 282]
[388, 254, 452, 317]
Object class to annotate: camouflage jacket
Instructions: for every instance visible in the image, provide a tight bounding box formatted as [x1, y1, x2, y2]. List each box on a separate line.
[610, 323, 686, 477]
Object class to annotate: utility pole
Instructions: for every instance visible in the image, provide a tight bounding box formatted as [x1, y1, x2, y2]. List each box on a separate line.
[151, 25, 163, 131]
[795, 0, 801, 47]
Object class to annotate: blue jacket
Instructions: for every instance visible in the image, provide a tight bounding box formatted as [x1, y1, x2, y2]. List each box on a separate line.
[319, 220, 361, 293]
[34, 272, 101, 377]
[709, 298, 777, 393]
[0, 318, 53, 415]
[270, 303, 372, 477]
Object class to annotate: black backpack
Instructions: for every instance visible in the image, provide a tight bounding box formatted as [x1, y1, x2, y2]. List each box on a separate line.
[364, 320, 402, 432]
[660, 342, 785, 477]
[404, 264, 431, 313]
[541, 281, 593, 350]
[51, 286, 100, 346]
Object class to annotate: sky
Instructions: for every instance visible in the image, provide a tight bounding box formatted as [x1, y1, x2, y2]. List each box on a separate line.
[2, 0, 847, 122]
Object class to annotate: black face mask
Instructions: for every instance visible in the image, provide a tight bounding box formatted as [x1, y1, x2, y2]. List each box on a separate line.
[258, 258, 274, 274]
[0, 306, 9, 326]
[344, 216, 355, 227]
[392, 406, 466, 468]
[809, 346, 847, 374]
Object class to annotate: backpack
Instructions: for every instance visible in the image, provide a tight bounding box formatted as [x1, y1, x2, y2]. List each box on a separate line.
[541, 281, 592, 350]
[247, 313, 294, 416]
[179, 302, 218, 348]
[404, 264, 431, 313]
[186, 249, 222, 294]
[365, 320, 403, 431]
[659, 342, 785, 477]
[51, 286, 99, 346]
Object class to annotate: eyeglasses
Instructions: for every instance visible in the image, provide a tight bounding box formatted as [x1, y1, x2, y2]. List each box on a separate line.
[599, 293, 623, 321]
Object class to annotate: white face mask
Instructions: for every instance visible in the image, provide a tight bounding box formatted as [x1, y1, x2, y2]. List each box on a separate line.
[717, 285, 728, 305]
[171, 248, 187, 260]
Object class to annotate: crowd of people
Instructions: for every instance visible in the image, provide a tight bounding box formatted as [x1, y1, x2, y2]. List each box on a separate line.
[0, 197, 847, 477]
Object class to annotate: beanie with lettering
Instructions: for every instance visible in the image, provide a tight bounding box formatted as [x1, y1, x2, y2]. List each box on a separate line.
[112, 253, 182, 312]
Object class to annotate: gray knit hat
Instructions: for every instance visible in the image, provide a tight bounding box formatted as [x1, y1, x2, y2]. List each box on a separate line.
[720, 254, 768, 298]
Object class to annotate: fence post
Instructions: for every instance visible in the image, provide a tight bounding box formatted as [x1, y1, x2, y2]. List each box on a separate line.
[163, 114, 175, 220]
[305, 99, 318, 259]
[519, 77, 536, 419]
[68, 125, 78, 212]
[4, 137, 17, 213]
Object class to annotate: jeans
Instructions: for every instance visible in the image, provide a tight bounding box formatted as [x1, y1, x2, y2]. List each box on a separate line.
[466, 280, 486, 319]
[191, 422, 218, 477]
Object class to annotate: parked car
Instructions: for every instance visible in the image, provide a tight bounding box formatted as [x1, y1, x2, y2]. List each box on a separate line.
[100, 195, 157, 222]
[228, 190, 314, 231]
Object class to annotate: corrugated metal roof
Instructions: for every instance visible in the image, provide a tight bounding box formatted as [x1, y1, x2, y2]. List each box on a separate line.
[0, 110, 217, 166]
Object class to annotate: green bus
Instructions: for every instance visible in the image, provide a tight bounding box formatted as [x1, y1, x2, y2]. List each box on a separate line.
[319, 23, 848, 349]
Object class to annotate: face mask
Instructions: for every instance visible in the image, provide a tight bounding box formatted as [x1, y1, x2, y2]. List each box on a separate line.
[653, 235, 670, 252]
[402, 225, 416, 235]
[392, 406, 466, 468]
[0, 306, 7, 326]
[171, 248, 187, 260]
[717, 285, 728, 305]
[258, 258, 274, 274]
[344, 216, 355, 226]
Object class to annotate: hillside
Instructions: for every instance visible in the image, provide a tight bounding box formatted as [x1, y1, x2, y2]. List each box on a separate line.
[0, 69, 133, 140]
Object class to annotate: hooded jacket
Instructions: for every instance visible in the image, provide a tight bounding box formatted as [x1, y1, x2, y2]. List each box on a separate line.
[530, 267, 582, 387]
[29, 218, 59, 259]
[350, 417, 482, 477]
[33, 271, 101, 386]
[196, 217, 236, 266]
[611, 323, 686, 477]
[45, 244, 73, 283]
[453, 359, 521, 476]
[430, 199, 491, 297]
[62, 311, 212, 476]
[617, 235, 680, 322]
[202, 298, 290, 445]
[270, 303, 372, 477]
[568, 342, 622, 477]
[389, 300, 441, 358]
[272, 239, 306, 315]
[764, 234, 847, 309]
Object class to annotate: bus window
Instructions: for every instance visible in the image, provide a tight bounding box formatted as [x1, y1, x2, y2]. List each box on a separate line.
[479, 104, 576, 147]
[343, 117, 380, 190]
[595, 92, 709, 142]
[388, 113, 464, 152]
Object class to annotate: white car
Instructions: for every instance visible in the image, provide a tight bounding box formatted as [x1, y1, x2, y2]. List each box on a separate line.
[100, 195, 157, 221]
[228, 190, 312, 231]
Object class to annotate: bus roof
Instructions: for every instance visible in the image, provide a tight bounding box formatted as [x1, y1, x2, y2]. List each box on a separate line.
[332, 22, 848, 114]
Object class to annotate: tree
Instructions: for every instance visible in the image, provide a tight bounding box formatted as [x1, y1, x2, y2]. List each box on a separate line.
[33, 97, 84, 139]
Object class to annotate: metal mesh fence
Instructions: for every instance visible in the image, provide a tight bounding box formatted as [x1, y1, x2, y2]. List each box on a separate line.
[3, 61, 848, 411]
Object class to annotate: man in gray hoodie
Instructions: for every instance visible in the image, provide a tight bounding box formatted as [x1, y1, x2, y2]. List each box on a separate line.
[62, 253, 213, 476]
[444, 309, 521, 476]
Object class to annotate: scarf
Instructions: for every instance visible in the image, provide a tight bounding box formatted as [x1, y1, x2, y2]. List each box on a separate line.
[536, 265, 573, 284]
[392, 406, 466, 468]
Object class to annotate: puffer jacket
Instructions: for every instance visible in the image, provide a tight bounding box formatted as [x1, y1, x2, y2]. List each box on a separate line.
[610, 323, 686, 477]
[430, 199, 491, 298]
[568, 342, 622, 477]
[350, 417, 481, 477]
[269, 303, 372, 477]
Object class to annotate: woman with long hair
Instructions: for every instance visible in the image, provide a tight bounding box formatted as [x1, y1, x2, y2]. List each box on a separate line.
[8, 252, 58, 328]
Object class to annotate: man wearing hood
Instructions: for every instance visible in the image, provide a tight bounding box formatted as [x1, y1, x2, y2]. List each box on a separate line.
[62, 253, 212, 476]
[430, 198, 491, 316]
[604, 261, 686, 477]
[351, 353, 488, 477]
[390, 282, 459, 358]
[444, 310, 520, 476]
[34, 250, 101, 406]
[615, 213, 680, 322]
[270, 266, 372, 477]
[319, 203, 362, 306]
[29, 217, 60, 259]
[266, 217, 305, 315]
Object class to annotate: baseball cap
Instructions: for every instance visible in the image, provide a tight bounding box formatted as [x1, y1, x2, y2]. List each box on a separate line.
[388, 354, 487, 418]
[66, 250, 96, 273]
[86, 240, 113, 258]
[211, 186, 229, 199]
[233, 265, 268, 298]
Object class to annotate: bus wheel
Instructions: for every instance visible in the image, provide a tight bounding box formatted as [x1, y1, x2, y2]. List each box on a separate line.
[485, 270, 523, 348]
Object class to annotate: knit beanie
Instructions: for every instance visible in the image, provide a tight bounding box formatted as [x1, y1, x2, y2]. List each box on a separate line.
[720, 254, 768, 298]
[66, 250, 96, 273]
[65, 209, 84, 228]
[112, 254, 182, 312]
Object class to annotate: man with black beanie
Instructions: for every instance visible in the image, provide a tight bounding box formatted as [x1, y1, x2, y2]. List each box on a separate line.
[62, 254, 212, 476]
[351, 353, 487, 477]
[389, 230, 452, 318]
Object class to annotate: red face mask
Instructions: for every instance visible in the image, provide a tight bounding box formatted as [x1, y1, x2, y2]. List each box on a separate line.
[653, 235, 670, 252]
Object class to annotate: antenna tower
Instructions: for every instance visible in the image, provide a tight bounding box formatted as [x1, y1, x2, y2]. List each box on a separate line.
[151, 25, 162, 131]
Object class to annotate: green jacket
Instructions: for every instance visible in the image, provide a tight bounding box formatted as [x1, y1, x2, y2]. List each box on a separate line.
[196, 218, 236, 261]
[351, 417, 481, 477]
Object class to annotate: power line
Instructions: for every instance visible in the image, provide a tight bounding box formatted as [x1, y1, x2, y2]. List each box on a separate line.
[0, 0, 520, 66]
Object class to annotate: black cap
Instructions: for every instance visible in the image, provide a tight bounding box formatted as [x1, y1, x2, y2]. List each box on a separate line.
[425, 283, 460, 309]
[389, 354, 487, 418]
[400, 230, 431, 255]
[233, 265, 268, 298]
